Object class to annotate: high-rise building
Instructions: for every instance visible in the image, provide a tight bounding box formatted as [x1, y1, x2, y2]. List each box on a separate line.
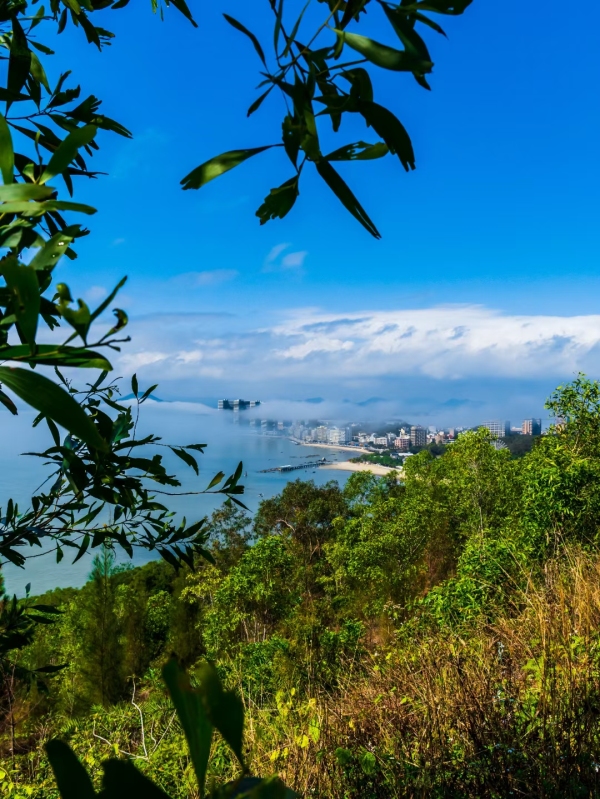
[315, 425, 328, 443]
[482, 420, 510, 439]
[410, 425, 427, 448]
[218, 399, 261, 410]
[394, 436, 410, 452]
[522, 418, 542, 436]
[327, 427, 346, 445]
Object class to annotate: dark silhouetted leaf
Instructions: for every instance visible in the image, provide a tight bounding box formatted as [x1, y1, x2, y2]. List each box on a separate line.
[163, 659, 212, 797]
[224, 14, 266, 65]
[256, 176, 299, 224]
[99, 759, 171, 798]
[196, 661, 245, 769]
[359, 100, 415, 170]
[315, 159, 380, 238]
[45, 740, 96, 799]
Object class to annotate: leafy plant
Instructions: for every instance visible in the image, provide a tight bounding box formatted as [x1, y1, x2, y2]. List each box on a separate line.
[45, 657, 297, 798]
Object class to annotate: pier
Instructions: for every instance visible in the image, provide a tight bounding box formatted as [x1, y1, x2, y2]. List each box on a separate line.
[259, 458, 329, 473]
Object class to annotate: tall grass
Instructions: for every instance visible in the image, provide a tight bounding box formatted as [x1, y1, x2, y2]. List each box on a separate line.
[244, 550, 600, 797]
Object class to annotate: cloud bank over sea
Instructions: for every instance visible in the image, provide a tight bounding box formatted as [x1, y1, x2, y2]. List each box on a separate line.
[103, 304, 600, 426]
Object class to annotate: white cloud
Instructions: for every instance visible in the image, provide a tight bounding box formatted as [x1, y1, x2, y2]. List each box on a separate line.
[263, 243, 308, 273]
[173, 270, 239, 287]
[85, 285, 108, 303]
[109, 304, 600, 381]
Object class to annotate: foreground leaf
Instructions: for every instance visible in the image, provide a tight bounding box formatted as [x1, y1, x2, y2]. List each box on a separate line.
[163, 659, 213, 797]
[0, 367, 107, 451]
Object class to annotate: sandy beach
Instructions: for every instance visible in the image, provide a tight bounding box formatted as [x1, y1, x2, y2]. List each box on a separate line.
[321, 460, 402, 477]
[290, 439, 370, 455]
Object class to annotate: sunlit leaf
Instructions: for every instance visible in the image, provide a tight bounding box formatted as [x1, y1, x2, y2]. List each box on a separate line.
[181, 146, 276, 190]
[333, 29, 432, 72]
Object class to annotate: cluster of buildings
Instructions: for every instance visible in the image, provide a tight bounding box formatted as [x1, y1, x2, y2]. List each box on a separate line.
[217, 401, 544, 451]
[482, 418, 542, 437]
[218, 398, 261, 411]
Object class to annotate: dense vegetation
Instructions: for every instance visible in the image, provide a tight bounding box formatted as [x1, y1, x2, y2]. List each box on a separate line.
[3, 376, 600, 797]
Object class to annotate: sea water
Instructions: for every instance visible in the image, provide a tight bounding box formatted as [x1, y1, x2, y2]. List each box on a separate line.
[0, 402, 350, 595]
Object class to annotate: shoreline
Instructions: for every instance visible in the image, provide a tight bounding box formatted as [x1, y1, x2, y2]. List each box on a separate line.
[320, 460, 401, 477]
[289, 438, 370, 455]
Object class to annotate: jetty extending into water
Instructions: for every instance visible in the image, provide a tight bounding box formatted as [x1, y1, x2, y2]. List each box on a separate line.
[259, 458, 329, 474]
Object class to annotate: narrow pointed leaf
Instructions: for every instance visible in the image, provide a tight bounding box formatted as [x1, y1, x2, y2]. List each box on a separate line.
[223, 14, 266, 65]
[40, 125, 98, 184]
[315, 159, 380, 238]
[0, 114, 14, 184]
[181, 146, 275, 190]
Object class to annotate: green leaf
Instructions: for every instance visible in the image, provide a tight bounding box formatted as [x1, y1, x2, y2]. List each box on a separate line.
[315, 159, 380, 238]
[181, 146, 275, 190]
[167, 0, 198, 28]
[223, 14, 266, 66]
[162, 659, 213, 797]
[0, 114, 14, 184]
[325, 141, 389, 161]
[0, 184, 53, 201]
[0, 389, 18, 415]
[409, 0, 472, 14]
[131, 373, 138, 398]
[256, 176, 299, 224]
[0, 344, 111, 369]
[247, 86, 274, 117]
[196, 661, 245, 769]
[333, 29, 432, 72]
[100, 759, 171, 799]
[1, 258, 40, 348]
[206, 470, 225, 489]
[45, 740, 96, 799]
[31, 604, 63, 614]
[30, 51, 51, 93]
[170, 446, 199, 475]
[358, 100, 415, 171]
[8, 19, 31, 104]
[40, 125, 98, 185]
[282, 0, 310, 58]
[339, 0, 369, 29]
[29, 225, 81, 271]
[0, 367, 107, 451]
[89, 276, 127, 322]
[380, 3, 432, 62]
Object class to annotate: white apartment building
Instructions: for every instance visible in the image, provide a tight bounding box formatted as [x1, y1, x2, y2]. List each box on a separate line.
[327, 427, 347, 445]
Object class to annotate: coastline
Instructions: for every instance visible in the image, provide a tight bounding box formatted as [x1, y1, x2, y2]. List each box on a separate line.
[320, 460, 401, 477]
[289, 438, 370, 455]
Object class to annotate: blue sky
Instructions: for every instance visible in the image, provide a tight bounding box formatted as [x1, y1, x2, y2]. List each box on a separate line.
[40, 0, 600, 425]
